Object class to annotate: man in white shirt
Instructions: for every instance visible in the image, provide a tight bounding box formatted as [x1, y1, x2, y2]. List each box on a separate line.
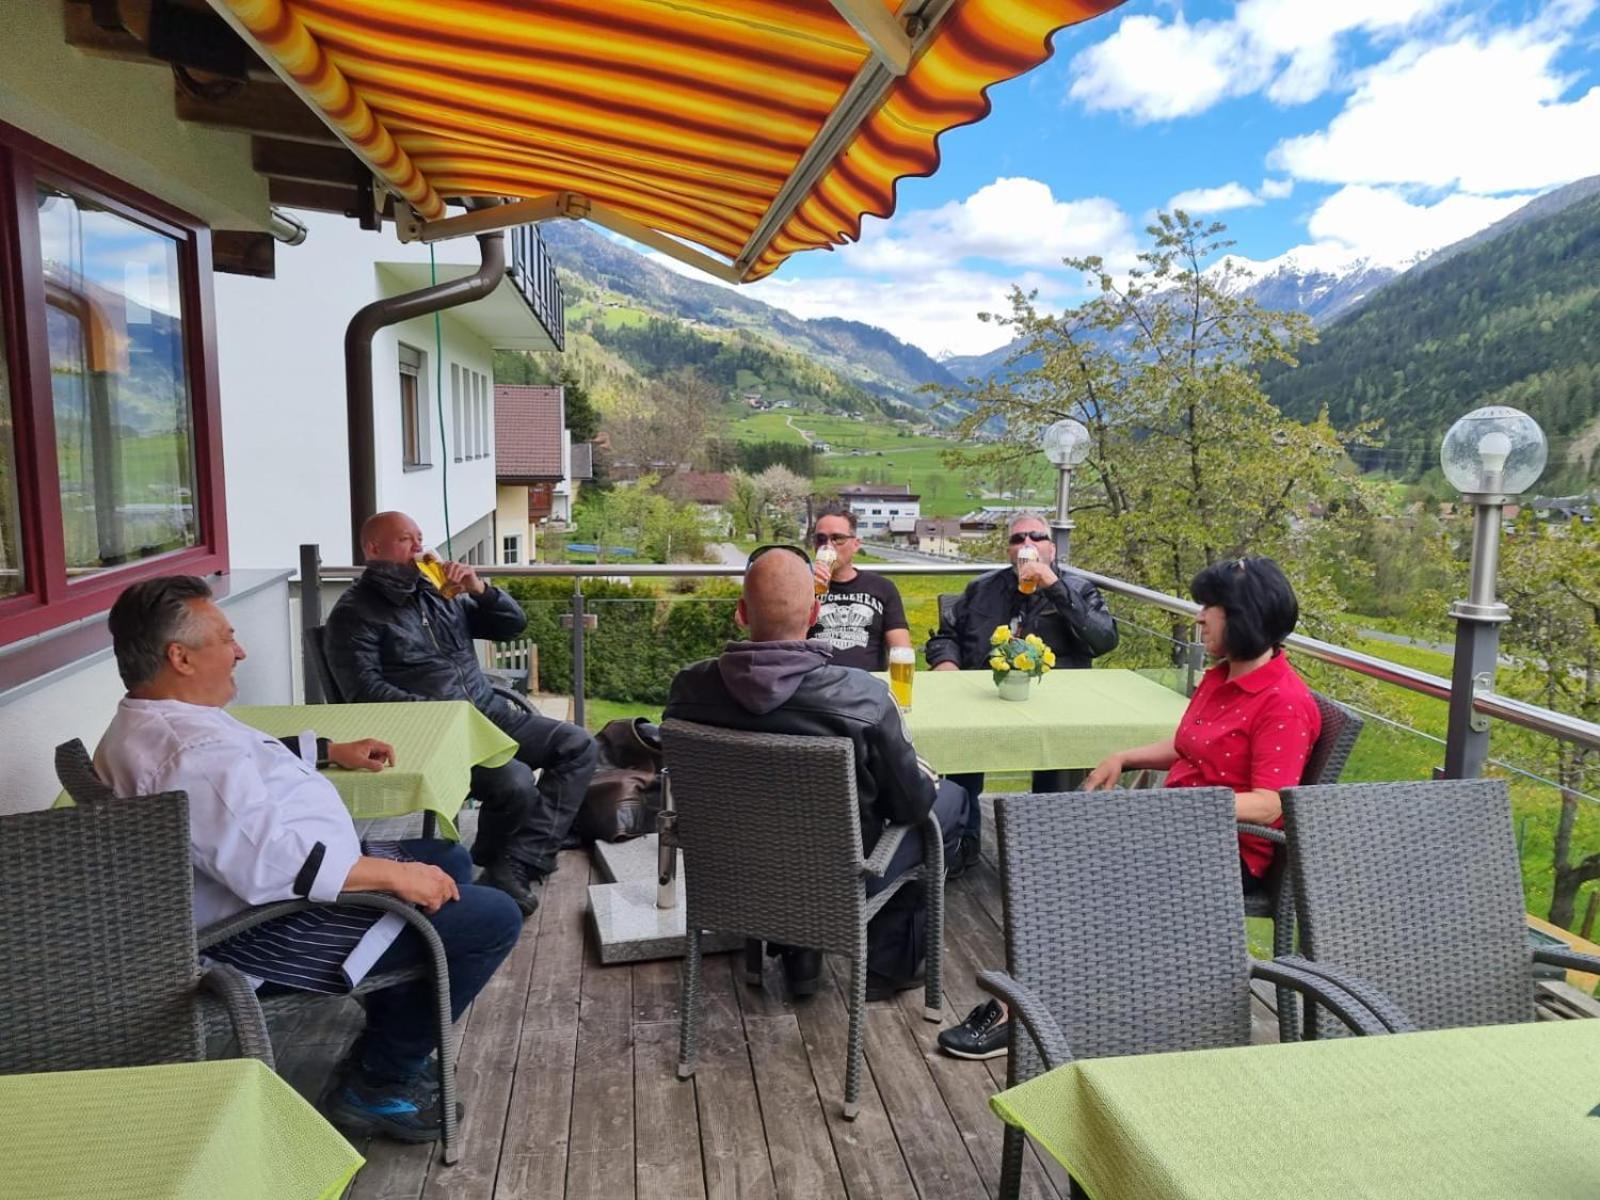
[95, 576, 522, 1145]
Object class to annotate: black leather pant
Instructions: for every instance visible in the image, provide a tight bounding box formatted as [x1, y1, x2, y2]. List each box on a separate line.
[469, 709, 598, 876]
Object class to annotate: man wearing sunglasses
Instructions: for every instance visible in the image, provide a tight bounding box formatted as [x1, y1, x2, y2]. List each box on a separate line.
[806, 505, 911, 671]
[664, 543, 967, 1001]
[925, 513, 1119, 873]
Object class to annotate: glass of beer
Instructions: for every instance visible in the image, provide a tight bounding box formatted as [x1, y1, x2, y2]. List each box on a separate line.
[415, 553, 461, 599]
[888, 645, 915, 711]
[815, 544, 838, 596]
[1017, 544, 1040, 595]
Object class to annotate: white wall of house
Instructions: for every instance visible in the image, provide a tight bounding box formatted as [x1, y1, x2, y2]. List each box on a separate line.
[496, 485, 535, 565]
[215, 213, 501, 570]
[845, 496, 922, 537]
[0, 572, 294, 814]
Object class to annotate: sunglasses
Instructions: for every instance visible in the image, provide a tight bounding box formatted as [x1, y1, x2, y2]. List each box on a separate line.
[1009, 531, 1052, 545]
[746, 544, 811, 568]
[814, 532, 855, 547]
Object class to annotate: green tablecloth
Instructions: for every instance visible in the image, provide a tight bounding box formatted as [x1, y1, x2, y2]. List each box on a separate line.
[887, 669, 1190, 775]
[0, 1058, 363, 1200]
[230, 700, 518, 839]
[990, 1020, 1600, 1200]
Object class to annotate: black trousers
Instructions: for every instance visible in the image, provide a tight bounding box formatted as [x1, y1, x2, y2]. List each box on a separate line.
[946, 770, 1083, 843]
[469, 708, 599, 877]
[863, 778, 968, 983]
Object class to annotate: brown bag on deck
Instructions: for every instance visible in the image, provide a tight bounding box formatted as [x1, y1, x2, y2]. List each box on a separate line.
[576, 718, 664, 843]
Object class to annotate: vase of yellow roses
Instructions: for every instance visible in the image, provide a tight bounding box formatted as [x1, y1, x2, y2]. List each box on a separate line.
[988, 626, 1055, 701]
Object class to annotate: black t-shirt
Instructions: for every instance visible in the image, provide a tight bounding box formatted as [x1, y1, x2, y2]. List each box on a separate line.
[808, 570, 909, 671]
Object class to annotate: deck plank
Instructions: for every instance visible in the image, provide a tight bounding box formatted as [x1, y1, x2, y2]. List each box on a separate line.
[633, 1019, 708, 1200]
[742, 1013, 848, 1200]
[690, 954, 779, 1200]
[495, 849, 591, 1200]
[563, 935, 635, 1200]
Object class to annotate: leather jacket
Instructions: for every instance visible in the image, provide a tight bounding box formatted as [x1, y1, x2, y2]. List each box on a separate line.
[325, 561, 529, 734]
[925, 566, 1119, 671]
[663, 640, 935, 845]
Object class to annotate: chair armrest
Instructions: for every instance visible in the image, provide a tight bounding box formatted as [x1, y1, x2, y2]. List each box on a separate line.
[1533, 946, 1600, 975]
[1251, 956, 1417, 1035]
[862, 823, 913, 878]
[1236, 823, 1284, 844]
[493, 685, 535, 716]
[976, 969, 1073, 1071]
[199, 893, 444, 953]
[197, 963, 275, 1069]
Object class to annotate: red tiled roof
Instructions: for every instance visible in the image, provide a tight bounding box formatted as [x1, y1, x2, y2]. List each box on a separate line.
[495, 384, 565, 479]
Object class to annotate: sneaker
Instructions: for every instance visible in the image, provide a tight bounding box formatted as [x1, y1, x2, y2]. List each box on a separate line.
[322, 1065, 448, 1143]
[478, 859, 539, 916]
[945, 833, 981, 880]
[937, 1000, 1009, 1060]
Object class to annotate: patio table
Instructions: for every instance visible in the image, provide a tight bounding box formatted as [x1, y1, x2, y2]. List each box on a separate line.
[886, 669, 1190, 776]
[990, 1019, 1600, 1200]
[229, 700, 517, 840]
[0, 1058, 363, 1200]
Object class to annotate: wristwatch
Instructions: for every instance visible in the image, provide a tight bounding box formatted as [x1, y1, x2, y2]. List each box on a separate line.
[315, 737, 333, 769]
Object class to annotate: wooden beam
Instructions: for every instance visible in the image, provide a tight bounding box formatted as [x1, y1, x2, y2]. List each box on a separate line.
[211, 229, 276, 278]
[267, 178, 364, 216]
[65, 0, 278, 78]
[176, 80, 341, 145]
[251, 137, 367, 187]
[827, 0, 913, 75]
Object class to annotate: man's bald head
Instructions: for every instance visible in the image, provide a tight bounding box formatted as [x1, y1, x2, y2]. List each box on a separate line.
[739, 549, 818, 642]
[360, 511, 425, 565]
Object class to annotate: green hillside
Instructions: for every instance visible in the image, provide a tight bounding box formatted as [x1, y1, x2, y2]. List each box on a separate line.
[1263, 191, 1600, 486]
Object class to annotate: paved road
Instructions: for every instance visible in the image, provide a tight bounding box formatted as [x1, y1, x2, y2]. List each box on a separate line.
[710, 541, 748, 567]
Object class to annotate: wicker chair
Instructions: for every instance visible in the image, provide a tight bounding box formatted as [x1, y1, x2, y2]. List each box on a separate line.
[979, 787, 1396, 1200]
[1283, 777, 1600, 1039]
[662, 719, 946, 1121]
[0, 792, 273, 1076]
[54, 739, 465, 1164]
[1239, 691, 1365, 1041]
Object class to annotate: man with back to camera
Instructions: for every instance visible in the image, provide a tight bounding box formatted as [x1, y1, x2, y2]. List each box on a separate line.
[664, 544, 967, 997]
[806, 503, 912, 671]
[94, 576, 523, 1143]
[924, 512, 1119, 875]
[325, 511, 598, 916]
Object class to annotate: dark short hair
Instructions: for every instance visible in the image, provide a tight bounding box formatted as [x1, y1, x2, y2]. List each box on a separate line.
[812, 503, 857, 535]
[108, 576, 214, 689]
[1189, 556, 1298, 660]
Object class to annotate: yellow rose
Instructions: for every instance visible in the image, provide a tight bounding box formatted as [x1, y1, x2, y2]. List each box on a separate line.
[989, 657, 1010, 672]
[990, 625, 1011, 646]
[1015, 653, 1033, 670]
[1024, 633, 1045, 649]
[1042, 649, 1056, 667]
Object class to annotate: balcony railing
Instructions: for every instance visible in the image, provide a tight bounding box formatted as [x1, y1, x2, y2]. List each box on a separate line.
[507, 223, 565, 351]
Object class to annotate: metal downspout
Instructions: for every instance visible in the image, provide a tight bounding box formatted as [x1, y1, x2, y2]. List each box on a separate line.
[343, 202, 506, 561]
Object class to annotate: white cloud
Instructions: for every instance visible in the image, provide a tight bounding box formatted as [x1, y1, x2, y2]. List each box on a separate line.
[1271, 23, 1600, 192]
[1068, 0, 1454, 121]
[1258, 178, 1294, 200]
[845, 177, 1136, 274]
[1304, 185, 1534, 266]
[1167, 182, 1264, 214]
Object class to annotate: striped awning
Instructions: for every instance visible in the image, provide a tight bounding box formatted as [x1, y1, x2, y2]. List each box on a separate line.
[208, 0, 1125, 281]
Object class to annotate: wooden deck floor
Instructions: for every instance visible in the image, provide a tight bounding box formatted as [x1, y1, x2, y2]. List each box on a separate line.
[285, 811, 1280, 1200]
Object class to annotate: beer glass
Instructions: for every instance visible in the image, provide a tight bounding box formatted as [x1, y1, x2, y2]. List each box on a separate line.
[415, 553, 462, 599]
[815, 544, 838, 596]
[1016, 544, 1039, 595]
[888, 645, 915, 710]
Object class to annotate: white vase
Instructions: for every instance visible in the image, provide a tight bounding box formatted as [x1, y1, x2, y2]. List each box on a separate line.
[996, 671, 1032, 702]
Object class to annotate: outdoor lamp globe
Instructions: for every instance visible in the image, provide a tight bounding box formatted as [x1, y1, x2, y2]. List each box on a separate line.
[1042, 417, 1092, 468]
[1439, 406, 1548, 497]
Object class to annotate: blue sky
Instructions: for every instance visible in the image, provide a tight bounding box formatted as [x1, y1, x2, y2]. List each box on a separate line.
[713, 0, 1600, 359]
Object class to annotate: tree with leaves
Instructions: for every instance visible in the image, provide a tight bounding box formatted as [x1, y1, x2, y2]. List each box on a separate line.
[931, 211, 1376, 636]
[1496, 520, 1600, 928]
[755, 464, 810, 541]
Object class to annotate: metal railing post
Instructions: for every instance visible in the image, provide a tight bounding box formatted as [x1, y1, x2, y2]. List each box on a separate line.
[299, 543, 324, 704]
[1184, 639, 1205, 696]
[570, 578, 586, 729]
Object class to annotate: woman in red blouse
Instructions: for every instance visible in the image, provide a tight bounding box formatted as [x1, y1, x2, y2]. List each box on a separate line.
[1083, 556, 1321, 892]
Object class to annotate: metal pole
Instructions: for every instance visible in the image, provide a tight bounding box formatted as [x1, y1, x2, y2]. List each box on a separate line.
[298, 543, 324, 704]
[1442, 498, 1509, 778]
[1050, 466, 1074, 567]
[570, 578, 586, 730]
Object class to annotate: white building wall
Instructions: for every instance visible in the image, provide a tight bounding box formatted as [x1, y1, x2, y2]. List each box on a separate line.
[215, 213, 499, 571]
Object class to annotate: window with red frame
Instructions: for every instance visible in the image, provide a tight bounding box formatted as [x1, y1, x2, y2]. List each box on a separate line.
[0, 121, 226, 647]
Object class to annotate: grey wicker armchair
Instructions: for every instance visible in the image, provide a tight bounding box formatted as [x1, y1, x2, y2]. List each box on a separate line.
[979, 787, 1395, 1200]
[1283, 777, 1600, 1038]
[662, 719, 945, 1121]
[0, 792, 273, 1076]
[1238, 690, 1365, 1041]
[54, 739, 465, 1164]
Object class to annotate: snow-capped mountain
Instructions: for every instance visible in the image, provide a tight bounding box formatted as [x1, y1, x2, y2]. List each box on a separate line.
[1215, 248, 1402, 326]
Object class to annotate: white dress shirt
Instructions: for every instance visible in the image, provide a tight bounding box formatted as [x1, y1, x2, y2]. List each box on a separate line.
[95, 697, 402, 985]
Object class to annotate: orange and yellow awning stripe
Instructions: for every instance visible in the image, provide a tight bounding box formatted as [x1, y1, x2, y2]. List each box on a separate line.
[208, 0, 1125, 281]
